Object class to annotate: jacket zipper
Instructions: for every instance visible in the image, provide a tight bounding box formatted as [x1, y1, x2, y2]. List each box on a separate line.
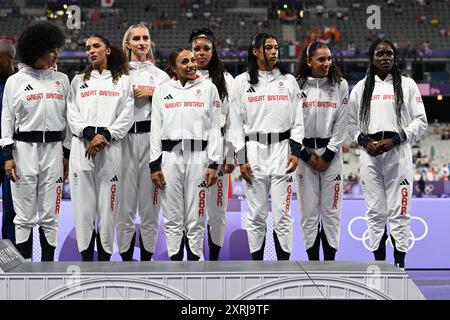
[42, 72, 47, 143]
[314, 79, 319, 149]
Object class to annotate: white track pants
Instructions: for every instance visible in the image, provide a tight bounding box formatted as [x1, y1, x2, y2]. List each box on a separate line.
[160, 150, 208, 258]
[297, 149, 343, 250]
[12, 141, 63, 247]
[117, 133, 161, 254]
[245, 140, 294, 254]
[69, 137, 122, 254]
[206, 169, 229, 247]
[360, 143, 413, 253]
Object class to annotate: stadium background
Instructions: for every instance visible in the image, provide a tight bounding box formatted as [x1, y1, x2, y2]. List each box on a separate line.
[1, 0, 450, 267]
[2, 0, 449, 194]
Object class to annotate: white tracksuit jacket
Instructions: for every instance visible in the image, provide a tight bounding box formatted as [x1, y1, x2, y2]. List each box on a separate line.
[116, 61, 170, 258]
[296, 77, 349, 251]
[197, 69, 234, 254]
[1, 65, 70, 249]
[67, 70, 134, 255]
[150, 75, 222, 259]
[348, 74, 427, 253]
[230, 68, 304, 255]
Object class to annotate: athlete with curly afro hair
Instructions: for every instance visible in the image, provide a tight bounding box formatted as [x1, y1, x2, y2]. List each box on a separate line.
[16, 21, 65, 66]
[1, 20, 71, 262]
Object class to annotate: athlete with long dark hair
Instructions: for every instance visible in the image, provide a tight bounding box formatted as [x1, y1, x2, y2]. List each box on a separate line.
[348, 39, 427, 269]
[189, 28, 234, 260]
[230, 33, 304, 260]
[67, 34, 134, 261]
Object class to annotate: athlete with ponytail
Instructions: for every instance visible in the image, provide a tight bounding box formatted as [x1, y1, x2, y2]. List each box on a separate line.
[295, 41, 349, 261]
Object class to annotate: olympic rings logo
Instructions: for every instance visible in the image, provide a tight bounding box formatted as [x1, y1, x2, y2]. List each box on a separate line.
[348, 216, 428, 251]
[414, 184, 434, 194]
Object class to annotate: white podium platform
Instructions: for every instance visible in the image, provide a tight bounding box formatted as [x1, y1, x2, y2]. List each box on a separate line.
[0, 261, 424, 300]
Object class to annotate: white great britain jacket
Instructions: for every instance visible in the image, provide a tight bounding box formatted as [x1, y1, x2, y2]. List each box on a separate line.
[197, 69, 234, 160]
[67, 70, 134, 140]
[128, 60, 170, 123]
[67, 70, 134, 169]
[149, 75, 222, 172]
[298, 76, 349, 162]
[230, 68, 305, 162]
[348, 74, 427, 144]
[1, 65, 71, 157]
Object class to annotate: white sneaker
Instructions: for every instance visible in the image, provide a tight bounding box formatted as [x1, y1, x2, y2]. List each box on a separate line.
[395, 263, 405, 271]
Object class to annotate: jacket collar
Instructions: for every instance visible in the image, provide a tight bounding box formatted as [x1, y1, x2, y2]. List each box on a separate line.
[168, 74, 202, 89]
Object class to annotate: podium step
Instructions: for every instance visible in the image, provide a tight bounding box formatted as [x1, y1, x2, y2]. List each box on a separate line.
[0, 261, 424, 300]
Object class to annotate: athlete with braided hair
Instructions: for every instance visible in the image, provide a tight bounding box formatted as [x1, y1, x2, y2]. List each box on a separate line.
[348, 39, 427, 269]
